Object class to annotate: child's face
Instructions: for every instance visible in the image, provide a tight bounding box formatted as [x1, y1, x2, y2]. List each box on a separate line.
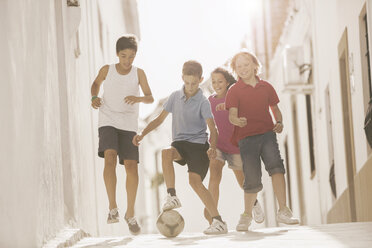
[235, 54, 255, 79]
[211, 73, 229, 97]
[117, 48, 136, 70]
[182, 75, 203, 96]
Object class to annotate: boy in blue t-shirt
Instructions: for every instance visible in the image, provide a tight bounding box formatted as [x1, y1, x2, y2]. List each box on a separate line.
[133, 60, 228, 235]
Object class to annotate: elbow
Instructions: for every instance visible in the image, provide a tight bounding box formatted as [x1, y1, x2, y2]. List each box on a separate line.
[145, 95, 154, 104]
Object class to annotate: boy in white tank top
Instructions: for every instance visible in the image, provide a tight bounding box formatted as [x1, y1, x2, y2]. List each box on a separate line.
[90, 35, 154, 235]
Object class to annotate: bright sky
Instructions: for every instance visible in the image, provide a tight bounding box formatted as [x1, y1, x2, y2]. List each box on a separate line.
[135, 0, 261, 118]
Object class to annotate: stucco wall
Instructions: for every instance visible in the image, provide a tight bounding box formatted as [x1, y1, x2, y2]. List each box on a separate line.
[0, 0, 142, 247]
[267, 0, 372, 225]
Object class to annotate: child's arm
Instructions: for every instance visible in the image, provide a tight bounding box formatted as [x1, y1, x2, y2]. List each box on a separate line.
[125, 69, 154, 105]
[270, 105, 283, 133]
[91, 65, 109, 109]
[132, 109, 169, 146]
[215, 103, 226, 111]
[206, 118, 218, 159]
[228, 107, 247, 127]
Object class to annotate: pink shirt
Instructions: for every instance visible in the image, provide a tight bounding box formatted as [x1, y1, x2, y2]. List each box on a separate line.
[208, 94, 240, 154]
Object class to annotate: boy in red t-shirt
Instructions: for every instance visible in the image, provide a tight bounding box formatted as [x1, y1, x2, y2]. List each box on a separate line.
[225, 51, 299, 231]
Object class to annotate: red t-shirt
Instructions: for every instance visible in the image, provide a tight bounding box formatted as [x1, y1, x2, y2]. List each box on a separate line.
[225, 77, 279, 146]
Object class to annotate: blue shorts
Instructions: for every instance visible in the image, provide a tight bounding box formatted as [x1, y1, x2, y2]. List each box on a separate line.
[238, 131, 285, 193]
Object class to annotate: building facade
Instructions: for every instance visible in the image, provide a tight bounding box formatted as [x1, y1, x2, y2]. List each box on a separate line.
[0, 0, 141, 247]
[255, 0, 372, 225]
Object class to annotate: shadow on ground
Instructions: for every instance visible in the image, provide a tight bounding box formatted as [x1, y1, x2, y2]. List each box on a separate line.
[164, 229, 288, 246]
[78, 237, 133, 248]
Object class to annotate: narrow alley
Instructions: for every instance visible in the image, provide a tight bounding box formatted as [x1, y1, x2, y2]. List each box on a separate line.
[1, 0, 372, 247]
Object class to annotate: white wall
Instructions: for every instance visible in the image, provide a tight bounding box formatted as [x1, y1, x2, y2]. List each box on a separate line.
[0, 1, 65, 246]
[267, 0, 372, 225]
[0, 0, 142, 247]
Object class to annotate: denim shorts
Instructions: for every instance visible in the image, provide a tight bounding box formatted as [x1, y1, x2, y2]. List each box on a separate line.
[215, 148, 243, 170]
[239, 131, 285, 193]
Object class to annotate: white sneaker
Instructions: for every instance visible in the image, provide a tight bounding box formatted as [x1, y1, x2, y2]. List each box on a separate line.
[236, 213, 252, 231]
[253, 201, 265, 224]
[203, 218, 228, 235]
[107, 208, 119, 224]
[276, 206, 299, 225]
[162, 194, 182, 211]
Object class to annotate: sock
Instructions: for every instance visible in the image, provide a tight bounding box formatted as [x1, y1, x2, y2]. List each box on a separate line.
[167, 188, 176, 196]
[212, 215, 223, 222]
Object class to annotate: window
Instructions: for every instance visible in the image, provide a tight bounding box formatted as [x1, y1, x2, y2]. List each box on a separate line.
[306, 94, 316, 177]
[359, 4, 372, 154]
[360, 10, 372, 99]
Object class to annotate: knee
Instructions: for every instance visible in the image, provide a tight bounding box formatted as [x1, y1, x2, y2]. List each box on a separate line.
[104, 151, 117, 167]
[189, 174, 203, 190]
[162, 148, 173, 160]
[125, 162, 138, 176]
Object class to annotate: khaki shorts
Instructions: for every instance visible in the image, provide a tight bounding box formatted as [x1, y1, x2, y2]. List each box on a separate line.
[215, 148, 243, 170]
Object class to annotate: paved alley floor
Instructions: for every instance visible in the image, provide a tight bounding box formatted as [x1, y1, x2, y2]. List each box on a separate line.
[70, 222, 372, 248]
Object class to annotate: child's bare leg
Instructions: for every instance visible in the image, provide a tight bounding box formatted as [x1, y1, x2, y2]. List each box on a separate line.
[104, 149, 118, 210]
[124, 160, 139, 218]
[244, 192, 257, 216]
[204, 160, 224, 223]
[189, 172, 219, 217]
[161, 147, 182, 188]
[272, 173, 286, 210]
[232, 169, 245, 189]
[208, 159, 224, 204]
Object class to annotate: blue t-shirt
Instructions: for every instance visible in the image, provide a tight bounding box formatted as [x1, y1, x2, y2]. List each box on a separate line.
[163, 87, 213, 144]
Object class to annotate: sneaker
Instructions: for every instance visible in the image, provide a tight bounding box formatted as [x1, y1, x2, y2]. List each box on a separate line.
[236, 213, 252, 231]
[107, 208, 119, 224]
[162, 194, 182, 211]
[125, 215, 141, 235]
[276, 206, 299, 225]
[252, 201, 265, 224]
[203, 218, 228, 235]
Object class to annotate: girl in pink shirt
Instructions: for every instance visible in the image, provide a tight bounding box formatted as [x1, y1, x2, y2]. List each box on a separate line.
[204, 67, 265, 228]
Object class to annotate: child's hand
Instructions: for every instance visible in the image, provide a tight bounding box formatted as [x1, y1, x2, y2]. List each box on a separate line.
[215, 103, 226, 111]
[273, 122, 283, 133]
[124, 95, 141, 105]
[91, 97, 102, 109]
[132, 134, 143, 146]
[207, 147, 217, 159]
[236, 117, 247, 127]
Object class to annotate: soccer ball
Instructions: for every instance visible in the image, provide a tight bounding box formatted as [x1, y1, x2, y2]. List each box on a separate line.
[156, 210, 185, 237]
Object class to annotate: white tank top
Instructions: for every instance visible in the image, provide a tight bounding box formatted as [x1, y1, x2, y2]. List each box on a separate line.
[98, 64, 139, 132]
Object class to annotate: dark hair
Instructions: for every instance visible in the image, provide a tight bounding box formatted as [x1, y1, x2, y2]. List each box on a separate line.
[211, 67, 236, 89]
[116, 35, 138, 53]
[182, 60, 203, 78]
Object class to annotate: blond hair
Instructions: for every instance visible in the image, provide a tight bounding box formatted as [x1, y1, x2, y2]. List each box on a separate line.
[230, 51, 262, 76]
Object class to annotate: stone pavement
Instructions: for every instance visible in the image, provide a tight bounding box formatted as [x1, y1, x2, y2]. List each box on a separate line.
[66, 222, 372, 248]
